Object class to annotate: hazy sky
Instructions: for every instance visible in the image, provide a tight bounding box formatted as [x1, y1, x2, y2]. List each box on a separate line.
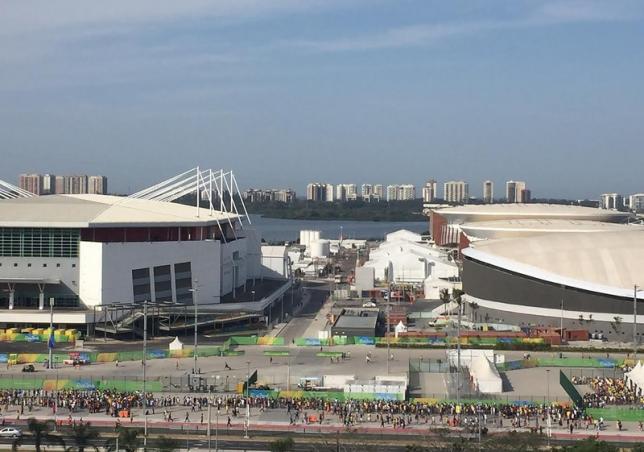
[1, 0, 643, 199]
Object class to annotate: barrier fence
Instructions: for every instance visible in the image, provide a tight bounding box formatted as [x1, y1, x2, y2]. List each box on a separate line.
[496, 357, 625, 372]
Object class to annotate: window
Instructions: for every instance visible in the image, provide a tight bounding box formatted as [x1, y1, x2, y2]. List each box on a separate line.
[43, 263, 47, 267]
[72, 264, 76, 268]
[174, 262, 193, 302]
[13, 263, 17, 267]
[154, 265, 173, 301]
[0, 227, 80, 258]
[27, 263, 31, 267]
[132, 268, 151, 303]
[56, 263, 61, 268]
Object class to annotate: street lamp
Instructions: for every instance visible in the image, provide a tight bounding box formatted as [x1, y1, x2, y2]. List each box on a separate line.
[244, 361, 251, 439]
[546, 369, 550, 403]
[143, 300, 148, 448]
[189, 282, 200, 375]
[634, 285, 640, 361]
[48, 298, 54, 369]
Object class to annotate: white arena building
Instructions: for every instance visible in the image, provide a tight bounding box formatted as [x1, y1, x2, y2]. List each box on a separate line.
[430, 203, 632, 246]
[0, 171, 275, 334]
[462, 230, 644, 339]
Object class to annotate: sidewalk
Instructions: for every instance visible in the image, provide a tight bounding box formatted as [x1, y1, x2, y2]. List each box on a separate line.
[3, 409, 644, 443]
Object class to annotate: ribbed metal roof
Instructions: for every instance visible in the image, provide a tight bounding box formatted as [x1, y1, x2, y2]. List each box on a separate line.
[0, 194, 238, 228]
[463, 230, 644, 295]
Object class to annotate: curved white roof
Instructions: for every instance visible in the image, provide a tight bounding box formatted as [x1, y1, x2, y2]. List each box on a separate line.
[0, 194, 238, 228]
[435, 203, 630, 224]
[461, 219, 644, 240]
[463, 230, 644, 297]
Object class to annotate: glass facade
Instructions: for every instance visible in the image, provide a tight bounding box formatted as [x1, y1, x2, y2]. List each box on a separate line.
[0, 228, 80, 258]
[132, 268, 151, 303]
[153, 265, 172, 301]
[174, 262, 193, 302]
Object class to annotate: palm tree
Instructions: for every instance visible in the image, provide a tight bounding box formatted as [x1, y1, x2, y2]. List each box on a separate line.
[156, 436, 180, 452]
[105, 427, 141, 452]
[66, 421, 99, 452]
[28, 418, 64, 452]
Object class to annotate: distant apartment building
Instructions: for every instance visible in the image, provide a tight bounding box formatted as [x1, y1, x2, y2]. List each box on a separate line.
[88, 175, 108, 194]
[306, 183, 335, 201]
[386, 184, 416, 201]
[274, 189, 296, 203]
[40, 174, 55, 195]
[243, 188, 296, 203]
[443, 181, 469, 204]
[334, 184, 357, 202]
[505, 180, 530, 203]
[628, 194, 644, 213]
[422, 179, 438, 203]
[20, 173, 107, 195]
[65, 175, 88, 194]
[483, 180, 494, 204]
[373, 184, 383, 200]
[600, 193, 624, 211]
[55, 176, 66, 194]
[18, 173, 43, 195]
[325, 184, 335, 202]
[361, 183, 382, 202]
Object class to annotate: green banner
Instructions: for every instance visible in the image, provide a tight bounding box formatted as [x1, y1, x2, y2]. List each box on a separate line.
[559, 370, 584, 407]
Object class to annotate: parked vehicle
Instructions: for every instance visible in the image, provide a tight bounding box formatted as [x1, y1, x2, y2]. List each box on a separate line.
[21, 364, 35, 373]
[0, 427, 22, 438]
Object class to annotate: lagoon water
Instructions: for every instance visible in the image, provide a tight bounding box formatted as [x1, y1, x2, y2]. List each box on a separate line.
[247, 214, 427, 243]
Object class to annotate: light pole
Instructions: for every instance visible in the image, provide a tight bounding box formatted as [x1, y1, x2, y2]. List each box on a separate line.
[207, 382, 212, 452]
[48, 298, 54, 369]
[546, 369, 550, 403]
[560, 285, 565, 340]
[634, 285, 639, 360]
[189, 282, 200, 375]
[244, 361, 251, 439]
[287, 353, 291, 392]
[143, 300, 148, 449]
[386, 300, 391, 375]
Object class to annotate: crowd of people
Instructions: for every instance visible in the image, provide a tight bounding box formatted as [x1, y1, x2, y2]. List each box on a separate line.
[0, 389, 597, 432]
[578, 377, 644, 407]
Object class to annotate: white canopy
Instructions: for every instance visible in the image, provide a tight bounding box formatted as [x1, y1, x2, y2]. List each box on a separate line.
[470, 355, 503, 394]
[625, 361, 644, 395]
[169, 336, 184, 350]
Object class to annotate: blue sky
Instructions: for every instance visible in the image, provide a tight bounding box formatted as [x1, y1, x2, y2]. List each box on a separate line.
[1, 0, 643, 198]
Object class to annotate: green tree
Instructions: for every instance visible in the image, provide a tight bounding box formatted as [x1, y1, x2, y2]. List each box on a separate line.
[66, 421, 99, 452]
[156, 436, 180, 452]
[561, 438, 618, 452]
[27, 418, 64, 452]
[270, 437, 295, 452]
[105, 427, 141, 452]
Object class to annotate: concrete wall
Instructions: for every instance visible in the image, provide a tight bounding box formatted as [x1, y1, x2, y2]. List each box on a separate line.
[463, 256, 644, 322]
[79, 240, 222, 306]
[0, 256, 80, 298]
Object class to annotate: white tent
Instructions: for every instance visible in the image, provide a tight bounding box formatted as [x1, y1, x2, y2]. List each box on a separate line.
[169, 337, 183, 350]
[470, 355, 503, 394]
[385, 229, 423, 243]
[394, 321, 408, 337]
[625, 361, 644, 395]
[447, 349, 505, 367]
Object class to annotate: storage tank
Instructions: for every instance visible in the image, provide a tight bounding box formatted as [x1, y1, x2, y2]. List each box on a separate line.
[299, 230, 321, 251]
[310, 239, 330, 258]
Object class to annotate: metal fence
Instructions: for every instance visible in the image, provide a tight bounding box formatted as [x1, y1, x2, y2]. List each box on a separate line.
[409, 358, 450, 373]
